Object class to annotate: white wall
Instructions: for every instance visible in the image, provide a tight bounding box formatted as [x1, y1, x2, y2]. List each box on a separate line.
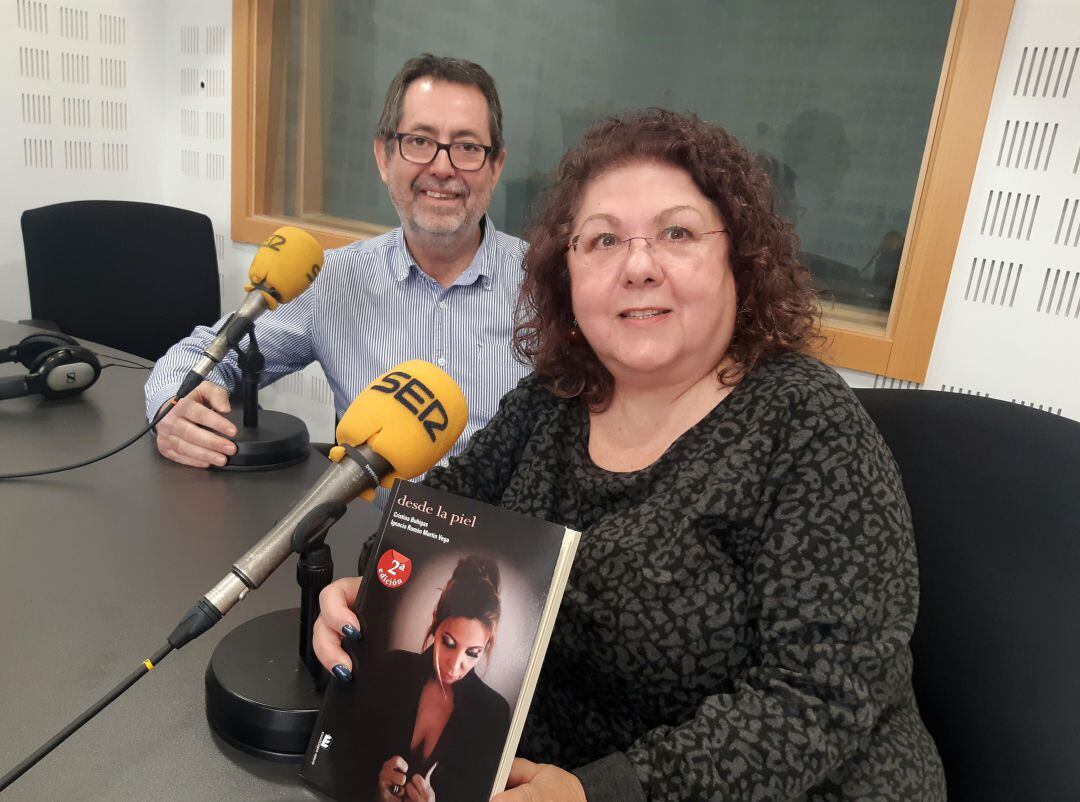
[3, 0, 334, 439]
[4, 0, 169, 321]
[922, 0, 1080, 417]
[2, 0, 1075, 434]
[841, 0, 1080, 422]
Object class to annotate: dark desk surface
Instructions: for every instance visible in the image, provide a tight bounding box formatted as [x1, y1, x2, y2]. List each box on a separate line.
[0, 321, 380, 800]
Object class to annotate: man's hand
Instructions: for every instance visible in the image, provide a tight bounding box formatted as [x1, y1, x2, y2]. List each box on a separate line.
[492, 758, 586, 802]
[154, 380, 237, 467]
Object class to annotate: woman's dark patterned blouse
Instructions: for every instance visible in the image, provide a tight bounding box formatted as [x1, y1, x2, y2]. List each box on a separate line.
[422, 353, 946, 802]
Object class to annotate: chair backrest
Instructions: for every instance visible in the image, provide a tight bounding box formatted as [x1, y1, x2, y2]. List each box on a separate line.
[21, 200, 221, 361]
[855, 389, 1080, 802]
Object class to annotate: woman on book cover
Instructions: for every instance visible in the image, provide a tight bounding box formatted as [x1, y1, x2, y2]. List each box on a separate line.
[368, 555, 510, 802]
[315, 109, 945, 802]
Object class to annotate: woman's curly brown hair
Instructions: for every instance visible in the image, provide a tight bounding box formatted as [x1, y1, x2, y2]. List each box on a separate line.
[514, 108, 821, 408]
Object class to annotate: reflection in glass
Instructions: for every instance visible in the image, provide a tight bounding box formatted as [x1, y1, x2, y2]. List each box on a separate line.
[274, 0, 954, 331]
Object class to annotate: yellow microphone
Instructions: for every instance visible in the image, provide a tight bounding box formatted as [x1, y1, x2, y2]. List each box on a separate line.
[245, 225, 324, 310]
[177, 226, 324, 399]
[168, 361, 467, 646]
[329, 360, 468, 500]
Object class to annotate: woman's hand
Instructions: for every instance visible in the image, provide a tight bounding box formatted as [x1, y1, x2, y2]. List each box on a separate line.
[375, 756, 435, 802]
[492, 758, 585, 802]
[312, 576, 363, 678]
[403, 771, 435, 802]
[377, 756, 408, 801]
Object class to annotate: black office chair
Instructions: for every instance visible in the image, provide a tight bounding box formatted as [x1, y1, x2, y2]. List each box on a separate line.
[20, 200, 221, 361]
[855, 389, 1080, 802]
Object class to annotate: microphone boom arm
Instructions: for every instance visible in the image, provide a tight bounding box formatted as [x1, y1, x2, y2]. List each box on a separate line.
[167, 444, 391, 650]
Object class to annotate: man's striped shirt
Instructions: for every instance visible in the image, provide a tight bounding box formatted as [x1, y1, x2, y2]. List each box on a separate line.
[145, 218, 532, 467]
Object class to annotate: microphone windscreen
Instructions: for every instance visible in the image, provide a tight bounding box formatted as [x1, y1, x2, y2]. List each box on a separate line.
[335, 360, 468, 490]
[244, 226, 324, 309]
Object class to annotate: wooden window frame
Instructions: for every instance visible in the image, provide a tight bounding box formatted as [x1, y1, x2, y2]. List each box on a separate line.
[231, 0, 1015, 382]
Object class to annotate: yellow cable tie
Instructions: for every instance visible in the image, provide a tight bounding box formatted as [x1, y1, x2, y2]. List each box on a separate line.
[143, 659, 155, 671]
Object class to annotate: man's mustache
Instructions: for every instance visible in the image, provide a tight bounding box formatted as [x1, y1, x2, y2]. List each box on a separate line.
[412, 179, 469, 197]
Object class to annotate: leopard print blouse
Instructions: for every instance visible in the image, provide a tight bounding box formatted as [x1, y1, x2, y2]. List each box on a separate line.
[420, 353, 946, 802]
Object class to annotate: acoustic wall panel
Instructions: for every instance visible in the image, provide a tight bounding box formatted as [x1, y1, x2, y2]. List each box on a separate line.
[22, 138, 53, 168]
[849, 0, 1080, 424]
[155, 2, 334, 438]
[10, 9, 135, 171]
[99, 12, 124, 46]
[1052, 197, 1080, 245]
[962, 258, 1023, 307]
[1012, 45, 1078, 98]
[21, 92, 51, 125]
[155, 3, 342, 437]
[58, 6, 88, 40]
[63, 96, 90, 126]
[996, 119, 1058, 169]
[19, 46, 50, 79]
[2, 1, 167, 322]
[60, 51, 90, 83]
[873, 376, 921, 390]
[17, 0, 48, 34]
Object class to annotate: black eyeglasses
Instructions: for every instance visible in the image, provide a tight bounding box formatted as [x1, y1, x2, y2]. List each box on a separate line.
[392, 133, 495, 171]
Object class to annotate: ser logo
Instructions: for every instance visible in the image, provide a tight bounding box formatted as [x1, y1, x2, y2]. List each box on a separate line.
[260, 232, 322, 284]
[261, 233, 286, 251]
[370, 371, 449, 443]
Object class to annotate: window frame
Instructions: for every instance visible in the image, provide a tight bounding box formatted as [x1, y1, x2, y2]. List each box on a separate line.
[231, 0, 1015, 382]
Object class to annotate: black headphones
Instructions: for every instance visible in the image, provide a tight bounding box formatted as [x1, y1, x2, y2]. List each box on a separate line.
[0, 333, 101, 401]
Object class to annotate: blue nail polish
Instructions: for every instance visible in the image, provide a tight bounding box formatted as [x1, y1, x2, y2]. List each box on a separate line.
[342, 624, 363, 641]
[331, 664, 352, 682]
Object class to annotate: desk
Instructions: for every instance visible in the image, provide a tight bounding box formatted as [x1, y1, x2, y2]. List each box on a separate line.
[0, 321, 380, 800]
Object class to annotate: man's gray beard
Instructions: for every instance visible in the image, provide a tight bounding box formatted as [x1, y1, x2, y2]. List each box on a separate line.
[391, 184, 493, 245]
[406, 212, 472, 239]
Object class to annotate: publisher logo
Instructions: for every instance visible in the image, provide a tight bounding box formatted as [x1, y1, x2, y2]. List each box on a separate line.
[377, 549, 412, 589]
[310, 731, 332, 765]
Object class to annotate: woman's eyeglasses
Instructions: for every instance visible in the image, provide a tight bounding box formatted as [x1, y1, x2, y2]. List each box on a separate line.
[567, 226, 727, 269]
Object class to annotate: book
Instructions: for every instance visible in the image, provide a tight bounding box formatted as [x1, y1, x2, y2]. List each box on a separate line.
[301, 479, 580, 802]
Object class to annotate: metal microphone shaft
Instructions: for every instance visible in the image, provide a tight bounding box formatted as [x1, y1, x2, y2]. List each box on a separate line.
[177, 292, 270, 399]
[167, 445, 389, 650]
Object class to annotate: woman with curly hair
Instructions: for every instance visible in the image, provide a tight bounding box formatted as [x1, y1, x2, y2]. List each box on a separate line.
[314, 109, 945, 802]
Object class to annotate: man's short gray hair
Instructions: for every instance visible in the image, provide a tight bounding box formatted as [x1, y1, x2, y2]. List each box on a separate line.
[376, 54, 504, 155]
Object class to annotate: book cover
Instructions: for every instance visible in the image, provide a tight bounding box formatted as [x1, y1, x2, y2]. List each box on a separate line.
[301, 480, 579, 802]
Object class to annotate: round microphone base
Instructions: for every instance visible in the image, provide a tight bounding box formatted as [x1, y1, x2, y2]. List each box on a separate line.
[205, 608, 323, 762]
[220, 409, 310, 471]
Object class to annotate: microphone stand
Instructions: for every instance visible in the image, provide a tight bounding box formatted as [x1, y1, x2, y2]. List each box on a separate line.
[220, 327, 311, 471]
[205, 499, 345, 760]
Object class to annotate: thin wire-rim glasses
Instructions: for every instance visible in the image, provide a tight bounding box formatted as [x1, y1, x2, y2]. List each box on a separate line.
[567, 226, 728, 267]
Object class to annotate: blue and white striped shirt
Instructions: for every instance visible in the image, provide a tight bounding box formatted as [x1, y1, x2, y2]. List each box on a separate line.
[145, 218, 532, 466]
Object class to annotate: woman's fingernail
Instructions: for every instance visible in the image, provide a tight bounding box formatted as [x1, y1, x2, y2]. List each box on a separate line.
[342, 624, 363, 641]
[331, 664, 352, 682]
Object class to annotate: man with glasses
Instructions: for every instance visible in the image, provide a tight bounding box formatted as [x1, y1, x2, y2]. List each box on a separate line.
[145, 55, 530, 470]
